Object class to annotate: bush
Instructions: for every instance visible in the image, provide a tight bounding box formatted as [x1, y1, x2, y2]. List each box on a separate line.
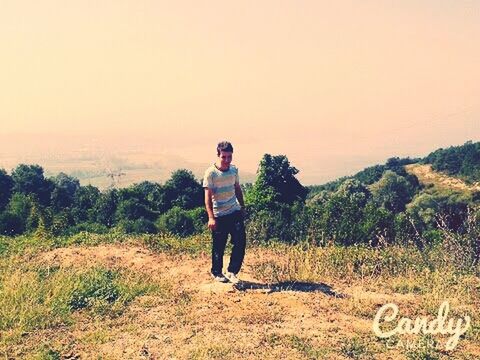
[66, 222, 109, 235]
[0, 211, 24, 235]
[245, 203, 308, 244]
[69, 268, 120, 310]
[116, 217, 157, 234]
[156, 206, 206, 237]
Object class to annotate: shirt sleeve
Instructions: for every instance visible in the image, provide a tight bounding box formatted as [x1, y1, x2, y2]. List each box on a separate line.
[203, 169, 214, 188]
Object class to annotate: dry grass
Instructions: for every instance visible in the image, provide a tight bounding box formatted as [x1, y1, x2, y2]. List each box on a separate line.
[0, 236, 478, 359]
[405, 163, 480, 193]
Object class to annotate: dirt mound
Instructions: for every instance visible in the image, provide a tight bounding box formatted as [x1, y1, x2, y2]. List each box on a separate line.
[25, 244, 476, 359]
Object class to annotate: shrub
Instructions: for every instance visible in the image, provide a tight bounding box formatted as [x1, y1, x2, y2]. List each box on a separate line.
[156, 206, 205, 237]
[69, 268, 120, 310]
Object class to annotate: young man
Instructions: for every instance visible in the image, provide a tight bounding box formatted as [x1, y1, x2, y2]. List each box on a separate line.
[203, 141, 246, 283]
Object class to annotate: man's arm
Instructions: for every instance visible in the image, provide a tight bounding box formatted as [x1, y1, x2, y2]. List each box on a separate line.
[204, 188, 216, 230]
[234, 183, 245, 213]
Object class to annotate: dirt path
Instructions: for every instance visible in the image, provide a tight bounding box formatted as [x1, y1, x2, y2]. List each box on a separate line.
[405, 163, 480, 193]
[29, 244, 477, 359]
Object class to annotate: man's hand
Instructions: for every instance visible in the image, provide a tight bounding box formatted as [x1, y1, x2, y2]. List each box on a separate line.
[208, 217, 216, 231]
[240, 206, 246, 218]
[205, 188, 216, 230]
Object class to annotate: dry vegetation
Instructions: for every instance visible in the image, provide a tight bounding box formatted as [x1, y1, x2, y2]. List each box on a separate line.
[0, 233, 478, 359]
[405, 164, 480, 194]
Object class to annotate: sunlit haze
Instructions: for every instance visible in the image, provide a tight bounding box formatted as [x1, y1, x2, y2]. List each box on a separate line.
[1, 0, 479, 186]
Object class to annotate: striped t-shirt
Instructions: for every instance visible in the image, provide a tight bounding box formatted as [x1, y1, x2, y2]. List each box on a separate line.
[203, 164, 241, 218]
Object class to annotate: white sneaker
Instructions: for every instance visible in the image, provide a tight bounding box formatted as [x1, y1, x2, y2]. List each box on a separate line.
[212, 274, 229, 283]
[225, 272, 240, 284]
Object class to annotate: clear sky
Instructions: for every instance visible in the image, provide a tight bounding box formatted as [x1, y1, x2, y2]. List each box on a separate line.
[1, 1, 479, 184]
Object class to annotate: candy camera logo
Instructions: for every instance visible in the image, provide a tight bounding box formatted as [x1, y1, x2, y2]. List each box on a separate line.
[372, 301, 471, 351]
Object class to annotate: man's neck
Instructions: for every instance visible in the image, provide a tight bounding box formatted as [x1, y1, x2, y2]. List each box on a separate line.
[215, 163, 229, 172]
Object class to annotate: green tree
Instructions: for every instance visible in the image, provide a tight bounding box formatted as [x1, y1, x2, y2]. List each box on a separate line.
[246, 154, 308, 209]
[115, 198, 157, 222]
[72, 185, 101, 224]
[162, 170, 203, 210]
[117, 217, 157, 234]
[321, 179, 371, 245]
[156, 206, 196, 237]
[0, 211, 24, 235]
[95, 189, 119, 227]
[406, 190, 470, 234]
[11, 164, 53, 206]
[7, 193, 33, 233]
[370, 170, 415, 213]
[0, 169, 13, 211]
[50, 172, 80, 211]
[130, 181, 165, 212]
[361, 201, 395, 246]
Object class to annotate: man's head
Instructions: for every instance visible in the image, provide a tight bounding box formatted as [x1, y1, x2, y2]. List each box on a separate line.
[216, 141, 234, 170]
[217, 141, 233, 156]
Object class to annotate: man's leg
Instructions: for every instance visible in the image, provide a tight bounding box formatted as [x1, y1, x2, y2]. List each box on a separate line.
[227, 211, 246, 274]
[211, 216, 228, 276]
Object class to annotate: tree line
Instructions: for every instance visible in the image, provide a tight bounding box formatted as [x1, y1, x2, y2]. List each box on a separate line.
[0, 165, 206, 236]
[1, 143, 478, 254]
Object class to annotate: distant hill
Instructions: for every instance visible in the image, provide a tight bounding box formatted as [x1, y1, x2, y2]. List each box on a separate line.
[423, 140, 480, 183]
[307, 156, 420, 197]
[405, 163, 480, 193]
[308, 140, 479, 198]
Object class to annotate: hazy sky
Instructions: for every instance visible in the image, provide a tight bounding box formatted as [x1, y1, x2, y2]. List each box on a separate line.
[1, 0, 479, 184]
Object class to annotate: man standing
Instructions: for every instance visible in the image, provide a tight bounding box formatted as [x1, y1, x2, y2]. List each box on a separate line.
[203, 141, 246, 283]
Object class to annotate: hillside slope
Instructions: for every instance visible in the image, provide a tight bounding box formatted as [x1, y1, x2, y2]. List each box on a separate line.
[405, 163, 480, 193]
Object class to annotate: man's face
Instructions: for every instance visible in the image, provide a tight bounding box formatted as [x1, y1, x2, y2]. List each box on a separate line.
[218, 150, 233, 169]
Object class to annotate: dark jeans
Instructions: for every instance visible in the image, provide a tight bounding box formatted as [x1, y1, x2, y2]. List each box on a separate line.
[211, 210, 246, 276]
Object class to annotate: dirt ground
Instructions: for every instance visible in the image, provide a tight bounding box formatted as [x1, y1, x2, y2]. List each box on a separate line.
[10, 243, 474, 360]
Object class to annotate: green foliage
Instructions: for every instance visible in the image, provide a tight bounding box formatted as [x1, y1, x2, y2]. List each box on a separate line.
[361, 202, 395, 246]
[424, 140, 480, 182]
[370, 170, 415, 213]
[71, 185, 100, 223]
[0, 169, 13, 211]
[0, 140, 475, 244]
[50, 172, 80, 211]
[69, 268, 120, 310]
[35, 347, 61, 360]
[156, 206, 205, 237]
[115, 198, 157, 222]
[308, 157, 419, 197]
[162, 169, 203, 210]
[246, 202, 308, 244]
[95, 189, 119, 227]
[406, 190, 471, 234]
[129, 181, 165, 212]
[6, 192, 38, 233]
[321, 179, 371, 245]
[246, 154, 308, 209]
[0, 211, 24, 235]
[11, 164, 53, 206]
[66, 222, 109, 235]
[117, 217, 157, 234]
[0, 260, 165, 335]
[437, 205, 480, 273]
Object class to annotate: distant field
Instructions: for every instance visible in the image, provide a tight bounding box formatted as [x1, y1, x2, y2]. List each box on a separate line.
[0, 150, 257, 190]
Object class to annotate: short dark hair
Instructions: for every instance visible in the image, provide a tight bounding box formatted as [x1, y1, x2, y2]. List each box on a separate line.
[217, 141, 233, 156]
